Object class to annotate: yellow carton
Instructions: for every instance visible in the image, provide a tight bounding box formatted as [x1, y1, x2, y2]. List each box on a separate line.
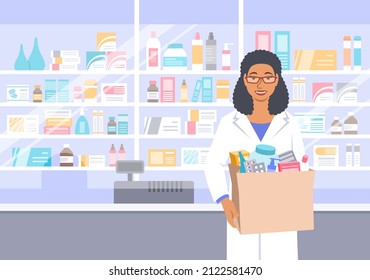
[229, 150, 250, 166]
[294, 50, 337, 70]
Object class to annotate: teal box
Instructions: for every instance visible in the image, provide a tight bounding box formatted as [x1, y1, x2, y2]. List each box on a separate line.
[12, 147, 52, 166]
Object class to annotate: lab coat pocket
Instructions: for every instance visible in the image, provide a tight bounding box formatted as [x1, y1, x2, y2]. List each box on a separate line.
[229, 164, 315, 235]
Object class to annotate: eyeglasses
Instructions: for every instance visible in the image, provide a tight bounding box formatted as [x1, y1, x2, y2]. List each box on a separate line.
[245, 76, 277, 84]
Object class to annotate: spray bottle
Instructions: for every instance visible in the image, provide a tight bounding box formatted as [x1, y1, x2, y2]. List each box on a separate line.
[205, 32, 217, 70]
[222, 43, 233, 70]
[75, 109, 90, 135]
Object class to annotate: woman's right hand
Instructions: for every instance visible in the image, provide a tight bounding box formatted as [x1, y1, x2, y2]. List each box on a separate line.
[221, 198, 239, 228]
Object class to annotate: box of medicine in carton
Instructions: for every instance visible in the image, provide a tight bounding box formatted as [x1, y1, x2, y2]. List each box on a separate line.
[228, 164, 314, 234]
[229, 150, 250, 166]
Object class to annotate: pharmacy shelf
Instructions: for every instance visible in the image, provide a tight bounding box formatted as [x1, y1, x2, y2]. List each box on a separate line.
[289, 102, 370, 107]
[145, 166, 207, 171]
[302, 134, 370, 139]
[0, 134, 134, 139]
[282, 70, 370, 75]
[139, 70, 239, 75]
[0, 70, 134, 75]
[313, 167, 370, 171]
[139, 102, 233, 107]
[0, 102, 135, 107]
[0, 166, 115, 171]
[140, 135, 214, 139]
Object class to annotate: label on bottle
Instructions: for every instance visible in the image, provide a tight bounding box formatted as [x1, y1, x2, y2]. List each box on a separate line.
[331, 125, 342, 134]
[163, 56, 187, 67]
[108, 125, 116, 134]
[344, 124, 358, 133]
[148, 48, 158, 67]
[147, 90, 159, 100]
[60, 156, 73, 164]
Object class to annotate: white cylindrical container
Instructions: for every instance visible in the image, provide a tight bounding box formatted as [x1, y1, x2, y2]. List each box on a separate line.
[354, 143, 360, 167]
[98, 110, 104, 134]
[163, 44, 187, 71]
[293, 77, 299, 102]
[92, 110, 98, 134]
[343, 35, 351, 70]
[299, 77, 306, 102]
[346, 144, 353, 167]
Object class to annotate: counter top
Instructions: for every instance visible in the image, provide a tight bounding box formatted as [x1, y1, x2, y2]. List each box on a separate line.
[0, 203, 370, 212]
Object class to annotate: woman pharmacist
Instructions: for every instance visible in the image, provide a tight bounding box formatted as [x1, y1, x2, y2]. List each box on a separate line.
[205, 50, 307, 260]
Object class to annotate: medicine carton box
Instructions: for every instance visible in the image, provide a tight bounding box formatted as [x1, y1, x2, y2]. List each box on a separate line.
[228, 164, 314, 234]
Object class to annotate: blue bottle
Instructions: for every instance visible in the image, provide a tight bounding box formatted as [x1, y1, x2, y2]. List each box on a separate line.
[238, 151, 247, 173]
[75, 109, 90, 135]
[28, 37, 45, 70]
[14, 44, 29, 70]
[354, 36, 361, 71]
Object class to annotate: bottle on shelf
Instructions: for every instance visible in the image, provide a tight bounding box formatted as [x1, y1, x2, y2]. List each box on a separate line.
[221, 43, 233, 70]
[60, 144, 74, 167]
[346, 144, 353, 167]
[163, 44, 187, 71]
[354, 36, 361, 70]
[146, 31, 161, 71]
[117, 114, 128, 135]
[109, 144, 116, 166]
[14, 44, 29, 70]
[343, 112, 358, 134]
[107, 117, 117, 134]
[98, 110, 104, 134]
[28, 37, 45, 70]
[147, 80, 159, 102]
[180, 79, 188, 102]
[92, 110, 98, 134]
[118, 144, 126, 160]
[331, 117, 342, 135]
[75, 109, 90, 135]
[32, 84, 42, 102]
[354, 144, 360, 167]
[343, 35, 351, 71]
[192, 32, 203, 71]
[205, 32, 217, 70]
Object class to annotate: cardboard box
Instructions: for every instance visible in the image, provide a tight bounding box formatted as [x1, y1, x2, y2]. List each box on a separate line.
[228, 164, 314, 234]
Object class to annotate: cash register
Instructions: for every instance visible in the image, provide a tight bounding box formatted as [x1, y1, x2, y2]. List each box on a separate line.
[114, 160, 194, 203]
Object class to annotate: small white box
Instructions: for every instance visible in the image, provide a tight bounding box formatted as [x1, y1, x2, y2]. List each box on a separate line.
[7, 85, 29, 102]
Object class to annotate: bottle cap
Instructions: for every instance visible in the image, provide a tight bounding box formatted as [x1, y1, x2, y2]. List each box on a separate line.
[194, 32, 200, 40]
[348, 112, 354, 116]
[168, 44, 183, 49]
[255, 144, 276, 156]
[334, 117, 339, 120]
[208, 32, 214, 40]
[63, 144, 70, 148]
[302, 155, 308, 163]
[149, 80, 157, 85]
[182, 79, 186, 85]
[111, 144, 115, 150]
[151, 31, 156, 38]
[109, 116, 115, 121]
[35, 84, 41, 88]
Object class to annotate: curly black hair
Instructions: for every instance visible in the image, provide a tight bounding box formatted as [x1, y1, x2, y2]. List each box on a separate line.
[233, 50, 289, 115]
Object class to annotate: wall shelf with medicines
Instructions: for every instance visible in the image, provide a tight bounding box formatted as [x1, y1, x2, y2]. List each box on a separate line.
[139, 70, 239, 75]
[0, 134, 135, 139]
[0, 103, 135, 107]
[313, 166, 370, 171]
[0, 70, 135, 75]
[302, 134, 370, 139]
[0, 166, 116, 171]
[282, 70, 370, 75]
[289, 102, 370, 107]
[139, 102, 233, 107]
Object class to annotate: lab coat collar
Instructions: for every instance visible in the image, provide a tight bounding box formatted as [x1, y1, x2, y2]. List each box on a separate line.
[232, 110, 290, 142]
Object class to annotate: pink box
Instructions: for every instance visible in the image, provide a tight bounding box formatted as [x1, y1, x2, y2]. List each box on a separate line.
[187, 121, 196, 135]
[278, 161, 301, 172]
[44, 126, 71, 135]
[160, 77, 175, 102]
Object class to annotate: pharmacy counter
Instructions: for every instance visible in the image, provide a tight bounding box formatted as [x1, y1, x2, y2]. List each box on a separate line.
[0, 204, 370, 260]
[0, 203, 226, 260]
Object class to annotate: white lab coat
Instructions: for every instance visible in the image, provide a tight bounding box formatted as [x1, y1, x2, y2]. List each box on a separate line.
[204, 109, 307, 260]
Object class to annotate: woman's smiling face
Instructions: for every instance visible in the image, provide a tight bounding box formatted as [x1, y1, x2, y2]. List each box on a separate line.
[243, 63, 279, 102]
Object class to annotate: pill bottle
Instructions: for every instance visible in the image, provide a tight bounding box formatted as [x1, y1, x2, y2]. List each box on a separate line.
[163, 44, 187, 71]
[147, 80, 159, 102]
[33, 84, 42, 102]
[60, 144, 73, 167]
[331, 117, 342, 135]
[249, 144, 278, 168]
[107, 117, 117, 134]
[344, 112, 358, 134]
